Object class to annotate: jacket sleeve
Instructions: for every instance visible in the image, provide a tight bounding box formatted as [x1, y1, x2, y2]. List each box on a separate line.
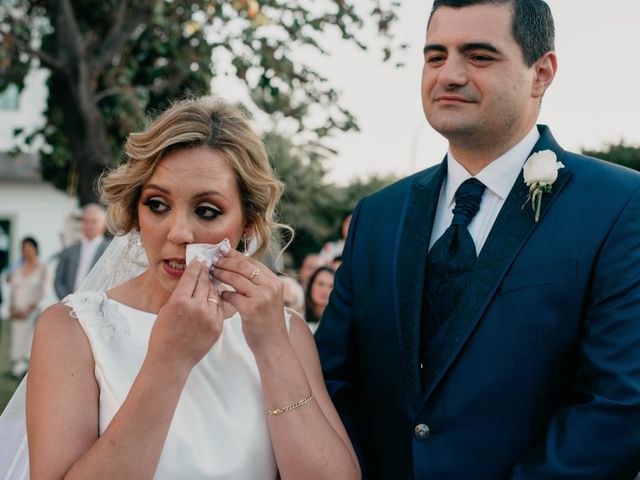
[315, 199, 368, 477]
[512, 186, 640, 479]
[53, 248, 69, 300]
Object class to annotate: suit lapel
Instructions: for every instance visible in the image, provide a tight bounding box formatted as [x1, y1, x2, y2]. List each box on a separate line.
[421, 126, 572, 400]
[92, 238, 109, 266]
[396, 161, 446, 400]
[68, 243, 81, 289]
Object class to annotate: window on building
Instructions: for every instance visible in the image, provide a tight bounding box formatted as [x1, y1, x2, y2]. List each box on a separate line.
[0, 84, 20, 110]
[0, 219, 11, 273]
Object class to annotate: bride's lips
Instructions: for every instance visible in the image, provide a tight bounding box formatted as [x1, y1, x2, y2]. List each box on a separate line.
[163, 258, 187, 277]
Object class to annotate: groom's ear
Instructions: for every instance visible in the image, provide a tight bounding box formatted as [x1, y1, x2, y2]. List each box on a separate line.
[531, 51, 558, 100]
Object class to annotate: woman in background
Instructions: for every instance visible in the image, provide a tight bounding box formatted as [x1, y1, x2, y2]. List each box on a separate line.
[304, 266, 335, 333]
[7, 236, 48, 378]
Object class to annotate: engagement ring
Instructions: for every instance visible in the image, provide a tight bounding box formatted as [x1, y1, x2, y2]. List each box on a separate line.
[249, 269, 261, 280]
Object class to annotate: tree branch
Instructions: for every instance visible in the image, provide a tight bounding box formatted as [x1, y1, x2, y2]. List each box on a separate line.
[93, 86, 130, 103]
[89, 0, 156, 73]
[11, 35, 65, 71]
[110, 0, 130, 37]
[57, 0, 88, 65]
[2, 8, 65, 71]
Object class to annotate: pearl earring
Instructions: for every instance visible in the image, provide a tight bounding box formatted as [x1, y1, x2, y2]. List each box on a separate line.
[242, 234, 249, 255]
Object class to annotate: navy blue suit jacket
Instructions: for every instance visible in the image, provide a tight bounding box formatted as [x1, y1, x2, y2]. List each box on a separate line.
[315, 126, 640, 479]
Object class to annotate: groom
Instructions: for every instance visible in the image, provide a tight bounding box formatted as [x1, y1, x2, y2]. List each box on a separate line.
[315, 0, 640, 478]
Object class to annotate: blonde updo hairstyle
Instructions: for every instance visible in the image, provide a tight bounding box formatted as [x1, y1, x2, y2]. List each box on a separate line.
[101, 96, 287, 258]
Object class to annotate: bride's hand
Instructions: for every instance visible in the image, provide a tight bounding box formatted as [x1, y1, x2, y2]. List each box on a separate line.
[212, 249, 289, 356]
[148, 260, 224, 372]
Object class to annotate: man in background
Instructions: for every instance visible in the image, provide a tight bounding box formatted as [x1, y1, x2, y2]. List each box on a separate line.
[54, 204, 110, 299]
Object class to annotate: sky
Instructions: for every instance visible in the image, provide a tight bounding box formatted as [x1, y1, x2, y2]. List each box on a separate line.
[309, 0, 640, 184]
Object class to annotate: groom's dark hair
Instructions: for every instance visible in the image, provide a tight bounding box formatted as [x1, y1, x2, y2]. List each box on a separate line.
[428, 0, 555, 66]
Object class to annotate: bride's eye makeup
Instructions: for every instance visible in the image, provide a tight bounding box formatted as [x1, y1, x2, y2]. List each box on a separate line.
[142, 197, 169, 214]
[195, 202, 222, 221]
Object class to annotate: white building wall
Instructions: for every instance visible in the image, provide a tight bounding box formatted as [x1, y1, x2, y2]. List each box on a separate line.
[0, 182, 76, 263]
[0, 69, 48, 152]
[0, 182, 77, 313]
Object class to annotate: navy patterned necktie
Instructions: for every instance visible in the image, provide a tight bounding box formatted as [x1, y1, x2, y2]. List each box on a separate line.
[423, 177, 486, 336]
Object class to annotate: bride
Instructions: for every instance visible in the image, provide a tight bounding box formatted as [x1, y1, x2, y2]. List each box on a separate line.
[2, 96, 360, 479]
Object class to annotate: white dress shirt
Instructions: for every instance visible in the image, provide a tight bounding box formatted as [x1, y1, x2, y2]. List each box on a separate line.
[429, 127, 540, 255]
[74, 235, 104, 291]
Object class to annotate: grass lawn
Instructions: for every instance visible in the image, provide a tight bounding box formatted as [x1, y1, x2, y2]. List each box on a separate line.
[0, 318, 23, 413]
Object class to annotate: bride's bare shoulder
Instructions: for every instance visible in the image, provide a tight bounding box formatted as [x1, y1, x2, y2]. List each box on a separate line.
[38, 301, 75, 324]
[34, 302, 90, 351]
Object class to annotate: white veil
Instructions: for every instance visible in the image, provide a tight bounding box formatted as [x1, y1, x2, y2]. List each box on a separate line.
[0, 232, 147, 480]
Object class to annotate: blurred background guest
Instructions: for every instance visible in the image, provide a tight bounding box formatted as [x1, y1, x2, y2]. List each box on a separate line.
[281, 275, 305, 316]
[304, 266, 335, 333]
[330, 255, 343, 272]
[7, 236, 48, 378]
[54, 204, 110, 299]
[319, 211, 352, 264]
[298, 253, 326, 291]
[0, 225, 9, 311]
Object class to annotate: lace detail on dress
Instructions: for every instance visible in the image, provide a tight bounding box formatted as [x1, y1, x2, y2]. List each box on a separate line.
[64, 292, 130, 341]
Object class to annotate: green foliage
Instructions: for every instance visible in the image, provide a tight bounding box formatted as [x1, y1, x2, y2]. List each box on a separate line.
[7, 0, 215, 197]
[582, 143, 640, 172]
[0, 0, 403, 201]
[264, 131, 339, 265]
[264, 131, 396, 266]
[340, 174, 395, 209]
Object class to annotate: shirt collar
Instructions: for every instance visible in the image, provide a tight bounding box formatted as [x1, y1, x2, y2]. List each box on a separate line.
[82, 234, 104, 248]
[444, 126, 540, 206]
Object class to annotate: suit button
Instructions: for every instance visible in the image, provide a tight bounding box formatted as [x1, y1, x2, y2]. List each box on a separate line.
[414, 423, 431, 440]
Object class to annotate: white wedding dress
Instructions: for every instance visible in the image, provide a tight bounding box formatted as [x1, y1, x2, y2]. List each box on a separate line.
[63, 291, 279, 480]
[1, 233, 283, 479]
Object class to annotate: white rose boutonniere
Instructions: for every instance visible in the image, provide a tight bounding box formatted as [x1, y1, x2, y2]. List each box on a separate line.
[522, 150, 564, 222]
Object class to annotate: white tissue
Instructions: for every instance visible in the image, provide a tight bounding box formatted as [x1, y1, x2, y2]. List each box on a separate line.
[186, 239, 234, 294]
[186, 238, 231, 268]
